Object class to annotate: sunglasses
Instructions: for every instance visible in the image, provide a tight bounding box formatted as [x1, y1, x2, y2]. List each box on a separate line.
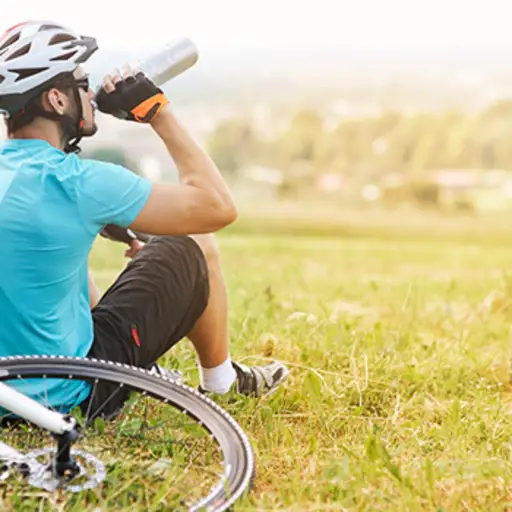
[74, 75, 90, 92]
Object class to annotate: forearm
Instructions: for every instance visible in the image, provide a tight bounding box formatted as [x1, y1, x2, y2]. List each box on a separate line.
[150, 105, 236, 210]
[88, 271, 101, 309]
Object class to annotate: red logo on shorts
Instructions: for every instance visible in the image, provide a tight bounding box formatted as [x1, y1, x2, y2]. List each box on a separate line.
[131, 325, 141, 347]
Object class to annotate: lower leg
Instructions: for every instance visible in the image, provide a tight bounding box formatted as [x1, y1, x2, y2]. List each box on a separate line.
[183, 234, 289, 397]
[186, 234, 236, 392]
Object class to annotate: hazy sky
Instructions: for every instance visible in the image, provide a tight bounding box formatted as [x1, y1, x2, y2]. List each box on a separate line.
[3, 0, 512, 55]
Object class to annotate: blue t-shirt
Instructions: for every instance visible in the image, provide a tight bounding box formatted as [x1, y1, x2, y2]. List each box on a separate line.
[0, 138, 152, 413]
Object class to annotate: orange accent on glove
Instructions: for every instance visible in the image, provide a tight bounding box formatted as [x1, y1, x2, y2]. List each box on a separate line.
[131, 93, 169, 123]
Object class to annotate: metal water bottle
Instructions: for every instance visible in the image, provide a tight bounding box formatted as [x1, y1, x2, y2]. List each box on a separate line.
[138, 37, 199, 86]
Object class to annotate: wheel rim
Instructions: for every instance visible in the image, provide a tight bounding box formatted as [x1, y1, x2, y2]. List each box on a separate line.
[0, 356, 254, 511]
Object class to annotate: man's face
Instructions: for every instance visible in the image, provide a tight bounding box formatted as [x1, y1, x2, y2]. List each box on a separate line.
[71, 66, 97, 137]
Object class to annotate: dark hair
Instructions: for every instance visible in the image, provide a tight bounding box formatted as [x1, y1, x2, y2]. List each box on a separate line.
[6, 74, 75, 134]
[6, 96, 42, 133]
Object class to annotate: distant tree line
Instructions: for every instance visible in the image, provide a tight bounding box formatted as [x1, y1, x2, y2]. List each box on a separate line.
[207, 99, 512, 180]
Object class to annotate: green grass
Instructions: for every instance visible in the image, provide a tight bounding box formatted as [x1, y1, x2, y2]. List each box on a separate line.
[6, 215, 512, 510]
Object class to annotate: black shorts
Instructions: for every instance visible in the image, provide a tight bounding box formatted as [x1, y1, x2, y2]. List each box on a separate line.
[81, 235, 210, 417]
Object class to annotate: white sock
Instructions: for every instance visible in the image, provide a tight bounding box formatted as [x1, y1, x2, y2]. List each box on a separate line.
[199, 356, 237, 394]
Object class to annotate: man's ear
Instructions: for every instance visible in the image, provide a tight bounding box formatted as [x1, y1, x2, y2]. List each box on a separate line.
[42, 89, 66, 116]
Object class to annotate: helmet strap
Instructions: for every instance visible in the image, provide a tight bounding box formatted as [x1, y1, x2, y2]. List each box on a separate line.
[63, 83, 84, 154]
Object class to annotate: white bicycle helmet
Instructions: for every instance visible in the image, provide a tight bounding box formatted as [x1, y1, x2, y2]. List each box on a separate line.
[0, 20, 98, 114]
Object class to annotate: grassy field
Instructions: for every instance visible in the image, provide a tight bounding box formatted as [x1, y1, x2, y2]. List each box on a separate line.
[89, 215, 512, 511]
[5, 212, 512, 510]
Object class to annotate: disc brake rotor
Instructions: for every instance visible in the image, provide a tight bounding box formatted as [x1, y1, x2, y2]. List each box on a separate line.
[1, 448, 106, 492]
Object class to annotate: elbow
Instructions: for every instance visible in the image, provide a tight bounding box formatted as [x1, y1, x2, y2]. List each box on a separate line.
[211, 196, 237, 230]
[219, 201, 238, 227]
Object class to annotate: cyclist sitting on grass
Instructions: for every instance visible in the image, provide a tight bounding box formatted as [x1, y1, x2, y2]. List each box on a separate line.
[0, 20, 288, 417]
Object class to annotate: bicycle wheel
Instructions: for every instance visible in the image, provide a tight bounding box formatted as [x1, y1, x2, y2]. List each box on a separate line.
[0, 355, 254, 511]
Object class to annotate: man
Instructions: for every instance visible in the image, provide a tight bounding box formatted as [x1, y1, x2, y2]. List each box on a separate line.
[0, 21, 288, 416]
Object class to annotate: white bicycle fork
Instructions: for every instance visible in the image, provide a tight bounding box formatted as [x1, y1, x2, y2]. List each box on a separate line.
[0, 381, 75, 461]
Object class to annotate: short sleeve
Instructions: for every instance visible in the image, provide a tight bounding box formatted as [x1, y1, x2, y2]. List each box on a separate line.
[75, 158, 152, 232]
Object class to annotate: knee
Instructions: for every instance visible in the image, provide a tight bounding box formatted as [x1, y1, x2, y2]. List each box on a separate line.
[189, 234, 221, 269]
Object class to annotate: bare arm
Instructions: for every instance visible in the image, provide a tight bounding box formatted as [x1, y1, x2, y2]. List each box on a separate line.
[129, 105, 237, 236]
[88, 271, 101, 309]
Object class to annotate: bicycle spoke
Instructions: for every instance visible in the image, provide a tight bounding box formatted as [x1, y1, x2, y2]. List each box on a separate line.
[83, 378, 99, 421]
[84, 384, 126, 426]
[11, 375, 58, 413]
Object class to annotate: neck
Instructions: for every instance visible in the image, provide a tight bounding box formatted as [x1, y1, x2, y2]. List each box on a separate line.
[9, 119, 66, 151]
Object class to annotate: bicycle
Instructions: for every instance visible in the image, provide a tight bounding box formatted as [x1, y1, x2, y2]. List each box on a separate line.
[0, 355, 255, 511]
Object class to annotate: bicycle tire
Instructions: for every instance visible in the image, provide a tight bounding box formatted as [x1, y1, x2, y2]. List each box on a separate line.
[0, 355, 255, 511]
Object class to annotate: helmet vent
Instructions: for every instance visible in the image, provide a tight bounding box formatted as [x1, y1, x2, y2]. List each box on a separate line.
[0, 33, 21, 52]
[50, 50, 78, 61]
[49, 33, 75, 46]
[6, 43, 31, 61]
[12, 67, 48, 81]
[39, 24, 63, 32]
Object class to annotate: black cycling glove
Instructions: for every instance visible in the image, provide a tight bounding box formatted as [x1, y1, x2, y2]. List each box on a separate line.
[95, 72, 169, 123]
